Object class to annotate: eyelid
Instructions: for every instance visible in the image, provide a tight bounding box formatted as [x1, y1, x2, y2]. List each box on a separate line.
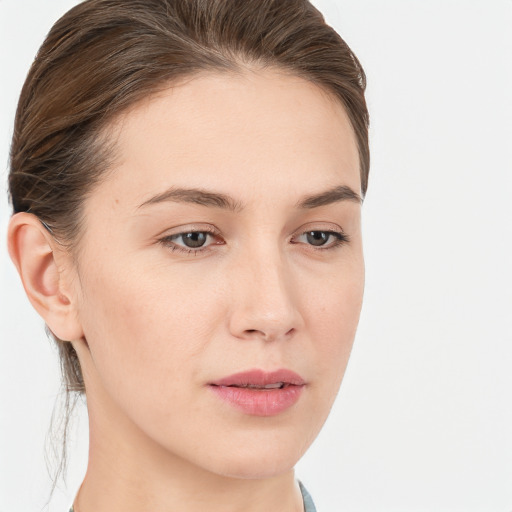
[157, 223, 220, 239]
[291, 222, 346, 239]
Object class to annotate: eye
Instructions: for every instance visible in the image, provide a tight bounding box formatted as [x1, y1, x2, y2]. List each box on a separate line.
[158, 227, 222, 254]
[176, 232, 209, 248]
[293, 229, 348, 249]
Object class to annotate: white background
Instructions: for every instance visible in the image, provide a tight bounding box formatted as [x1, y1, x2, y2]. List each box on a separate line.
[1, 1, 511, 511]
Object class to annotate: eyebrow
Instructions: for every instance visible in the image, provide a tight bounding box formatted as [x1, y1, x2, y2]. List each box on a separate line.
[137, 187, 243, 212]
[137, 184, 362, 211]
[296, 185, 362, 208]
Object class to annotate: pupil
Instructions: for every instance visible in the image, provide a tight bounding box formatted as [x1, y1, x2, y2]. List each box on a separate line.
[183, 232, 207, 248]
[306, 231, 328, 246]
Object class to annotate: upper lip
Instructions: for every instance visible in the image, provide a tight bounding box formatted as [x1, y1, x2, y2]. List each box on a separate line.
[209, 368, 305, 388]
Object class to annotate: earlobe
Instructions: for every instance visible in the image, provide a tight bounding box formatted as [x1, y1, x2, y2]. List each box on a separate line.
[7, 212, 84, 341]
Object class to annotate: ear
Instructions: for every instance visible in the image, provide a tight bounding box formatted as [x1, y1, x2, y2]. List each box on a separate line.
[7, 212, 84, 342]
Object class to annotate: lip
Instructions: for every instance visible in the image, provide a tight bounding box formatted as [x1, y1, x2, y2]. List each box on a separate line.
[208, 369, 306, 417]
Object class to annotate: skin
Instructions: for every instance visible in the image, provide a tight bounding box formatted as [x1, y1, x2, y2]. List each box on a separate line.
[8, 68, 364, 512]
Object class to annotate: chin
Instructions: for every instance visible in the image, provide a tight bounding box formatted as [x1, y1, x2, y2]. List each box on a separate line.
[211, 452, 300, 480]
[194, 429, 316, 480]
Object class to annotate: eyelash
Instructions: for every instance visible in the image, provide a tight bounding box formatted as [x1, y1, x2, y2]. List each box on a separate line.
[158, 226, 221, 255]
[158, 227, 349, 255]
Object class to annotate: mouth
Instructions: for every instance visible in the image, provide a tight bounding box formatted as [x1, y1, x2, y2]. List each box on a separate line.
[220, 382, 287, 389]
[208, 369, 306, 416]
[210, 368, 305, 388]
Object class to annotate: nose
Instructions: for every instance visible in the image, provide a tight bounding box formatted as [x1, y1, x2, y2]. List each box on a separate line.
[227, 248, 304, 342]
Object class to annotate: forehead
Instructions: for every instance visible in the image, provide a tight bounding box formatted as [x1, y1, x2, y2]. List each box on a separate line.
[95, 69, 360, 210]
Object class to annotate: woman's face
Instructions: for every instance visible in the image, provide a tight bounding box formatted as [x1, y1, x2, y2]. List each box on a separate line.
[70, 68, 364, 478]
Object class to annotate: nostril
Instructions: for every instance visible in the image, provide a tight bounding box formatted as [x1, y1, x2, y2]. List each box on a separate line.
[243, 329, 270, 340]
[241, 327, 296, 342]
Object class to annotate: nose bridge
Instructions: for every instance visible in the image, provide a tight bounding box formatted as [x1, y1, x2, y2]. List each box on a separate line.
[228, 238, 301, 341]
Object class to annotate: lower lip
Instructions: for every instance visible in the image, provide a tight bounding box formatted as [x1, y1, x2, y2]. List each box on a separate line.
[209, 384, 304, 416]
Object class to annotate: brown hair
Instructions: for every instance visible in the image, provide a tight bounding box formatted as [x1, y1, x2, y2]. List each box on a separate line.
[8, 0, 369, 484]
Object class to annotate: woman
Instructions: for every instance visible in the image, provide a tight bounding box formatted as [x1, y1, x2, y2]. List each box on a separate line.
[7, 0, 369, 510]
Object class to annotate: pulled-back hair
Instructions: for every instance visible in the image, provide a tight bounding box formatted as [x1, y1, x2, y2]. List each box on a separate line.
[8, 0, 369, 486]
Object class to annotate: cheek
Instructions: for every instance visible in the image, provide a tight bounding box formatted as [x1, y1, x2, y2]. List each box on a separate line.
[304, 257, 364, 387]
[76, 257, 224, 406]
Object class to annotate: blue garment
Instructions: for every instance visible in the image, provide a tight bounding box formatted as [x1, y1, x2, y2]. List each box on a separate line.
[69, 481, 316, 511]
[299, 480, 317, 512]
